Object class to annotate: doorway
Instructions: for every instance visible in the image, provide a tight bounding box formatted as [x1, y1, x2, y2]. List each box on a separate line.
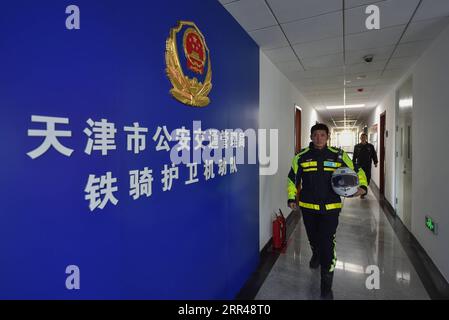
[295, 105, 302, 154]
[379, 112, 386, 195]
[395, 77, 413, 230]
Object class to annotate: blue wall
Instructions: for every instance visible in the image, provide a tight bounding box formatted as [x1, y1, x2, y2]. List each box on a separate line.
[0, 0, 259, 299]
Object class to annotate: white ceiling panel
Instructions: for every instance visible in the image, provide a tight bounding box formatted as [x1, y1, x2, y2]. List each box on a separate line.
[299, 66, 345, 79]
[266, 0, 342, 24]
[345, 45, 394, 64]
[263, 46, 297, 62]
[273, 60, 304, 73]
[393, 40, 431, 58]
[286, 74, 306, 83]
[300, 83, 345, 91]
[308, 88, 346, 96]
[297, 83, 344, 91]
[302, 53, 344, 69]
[345, 25, 404, 51]
[312, 75, 345, 86]
[345, 0, 419, 35]
[385, 56, 416, 69]
[248, 25, 289, 49]
[345, 61, 386, 74]
[319, 97, 345, 104]
[282, 11, 343, 44]
[346, 78, 380, 87]
[218, 0, 447, 124]
[346, 91, 372, 98]
[345, 0, 386, 9]
[402, 17, 449, 43]
[293, 36, 343, 58]
[379, 68, 404, 79]
[223, 0, 277, 31]
[413, 0, 449, 22]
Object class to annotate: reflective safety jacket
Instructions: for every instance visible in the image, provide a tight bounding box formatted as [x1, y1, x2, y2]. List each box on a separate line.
[287, 144, 368, 213]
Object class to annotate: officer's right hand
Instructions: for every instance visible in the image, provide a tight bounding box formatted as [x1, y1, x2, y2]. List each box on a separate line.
[288, 202, 297, 211]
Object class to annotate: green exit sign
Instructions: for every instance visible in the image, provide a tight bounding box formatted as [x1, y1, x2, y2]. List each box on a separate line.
[425, 216, 438, 234]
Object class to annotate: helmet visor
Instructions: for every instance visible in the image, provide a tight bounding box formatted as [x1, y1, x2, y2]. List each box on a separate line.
[332, 175, 358, 187]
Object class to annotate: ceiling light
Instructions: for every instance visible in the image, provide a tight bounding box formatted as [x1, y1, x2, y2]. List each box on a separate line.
[356, 75, 367, 80]
[326, 104, 366, 110]
[399, 98, 413, 108]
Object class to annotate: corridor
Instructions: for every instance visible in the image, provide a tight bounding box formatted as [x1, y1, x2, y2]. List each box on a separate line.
[255, 188, 429, 300]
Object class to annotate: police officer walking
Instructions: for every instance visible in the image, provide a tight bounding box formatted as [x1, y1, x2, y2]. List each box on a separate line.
[353, 133, 378, 199]
[287, 123, 368, 299]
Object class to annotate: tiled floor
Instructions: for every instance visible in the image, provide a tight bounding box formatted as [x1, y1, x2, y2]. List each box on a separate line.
[255, 190, 430, 300]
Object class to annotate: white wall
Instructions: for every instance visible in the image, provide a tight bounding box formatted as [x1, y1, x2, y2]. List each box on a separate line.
[259, 50, 323, 251]
[367, 24, 449, 282]
[412, 24, 449, 282]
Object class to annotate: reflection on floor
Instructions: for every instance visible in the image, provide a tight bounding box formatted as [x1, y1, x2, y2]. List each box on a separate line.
[255, 190, 430, 300]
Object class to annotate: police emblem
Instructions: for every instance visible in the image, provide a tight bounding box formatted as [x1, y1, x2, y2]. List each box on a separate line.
[165, 21, 212, 107]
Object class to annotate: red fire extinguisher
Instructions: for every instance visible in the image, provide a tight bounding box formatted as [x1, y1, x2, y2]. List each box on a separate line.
[272, 209, 286, 249]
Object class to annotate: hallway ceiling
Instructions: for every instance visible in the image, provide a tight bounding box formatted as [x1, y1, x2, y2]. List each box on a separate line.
[219, 0, 449, 127]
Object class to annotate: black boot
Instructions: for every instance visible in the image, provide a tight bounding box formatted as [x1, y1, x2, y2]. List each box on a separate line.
[309, 252, 320, 269]
[320, 271, 334, 300]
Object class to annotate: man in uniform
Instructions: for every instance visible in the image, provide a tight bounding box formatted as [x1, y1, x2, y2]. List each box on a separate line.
[287, 123, 368, 299]
[353, 133, 378, 198]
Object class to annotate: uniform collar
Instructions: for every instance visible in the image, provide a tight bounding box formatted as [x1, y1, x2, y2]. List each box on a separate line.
[309, 142, 328, 151]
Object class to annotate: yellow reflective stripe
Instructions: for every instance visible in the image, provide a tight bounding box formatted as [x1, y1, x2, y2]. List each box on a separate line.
[303, 168, 318, 172]
[299, 202, 343, 211]
[342, 151, 355, 170]
[357, 167, 368, 188]
[325, 203, 342, 210]
[300, 161, 317, 168]
[328, 146, 339, 153]
[288, 154, 301, 200]
[298, 147, 310, 157]
[291, 154, 300, 174]
[287, 179, 297, 201]
[299, 201, 320, 210]
[324, 168, 335, 172]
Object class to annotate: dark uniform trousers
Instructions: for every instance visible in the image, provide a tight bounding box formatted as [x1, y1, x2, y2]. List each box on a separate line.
[302, 209, 339, 272]
[361, 165, 371, 186]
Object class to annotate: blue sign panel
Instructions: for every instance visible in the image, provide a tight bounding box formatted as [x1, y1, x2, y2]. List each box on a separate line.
[0, 0, 259, 299]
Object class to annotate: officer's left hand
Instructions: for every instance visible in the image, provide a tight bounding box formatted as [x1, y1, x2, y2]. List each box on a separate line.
[352, 187, 367, 197]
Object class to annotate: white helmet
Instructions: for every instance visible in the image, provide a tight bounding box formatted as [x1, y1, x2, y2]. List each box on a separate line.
[331, 167, 359, 197]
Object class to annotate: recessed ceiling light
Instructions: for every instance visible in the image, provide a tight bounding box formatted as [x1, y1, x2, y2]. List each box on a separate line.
[399, 98, 413, 108]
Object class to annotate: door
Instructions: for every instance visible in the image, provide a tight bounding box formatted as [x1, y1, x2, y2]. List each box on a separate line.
[395, 77, 413, 230]
[295, 105, 302, 154]
[294, 105, 302, 201]
[379, 112, 386, 195]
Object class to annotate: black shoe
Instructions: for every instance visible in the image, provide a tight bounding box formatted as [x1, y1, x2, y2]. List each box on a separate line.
[320, 271, 334, 299]
[309, 253, 320, 269]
